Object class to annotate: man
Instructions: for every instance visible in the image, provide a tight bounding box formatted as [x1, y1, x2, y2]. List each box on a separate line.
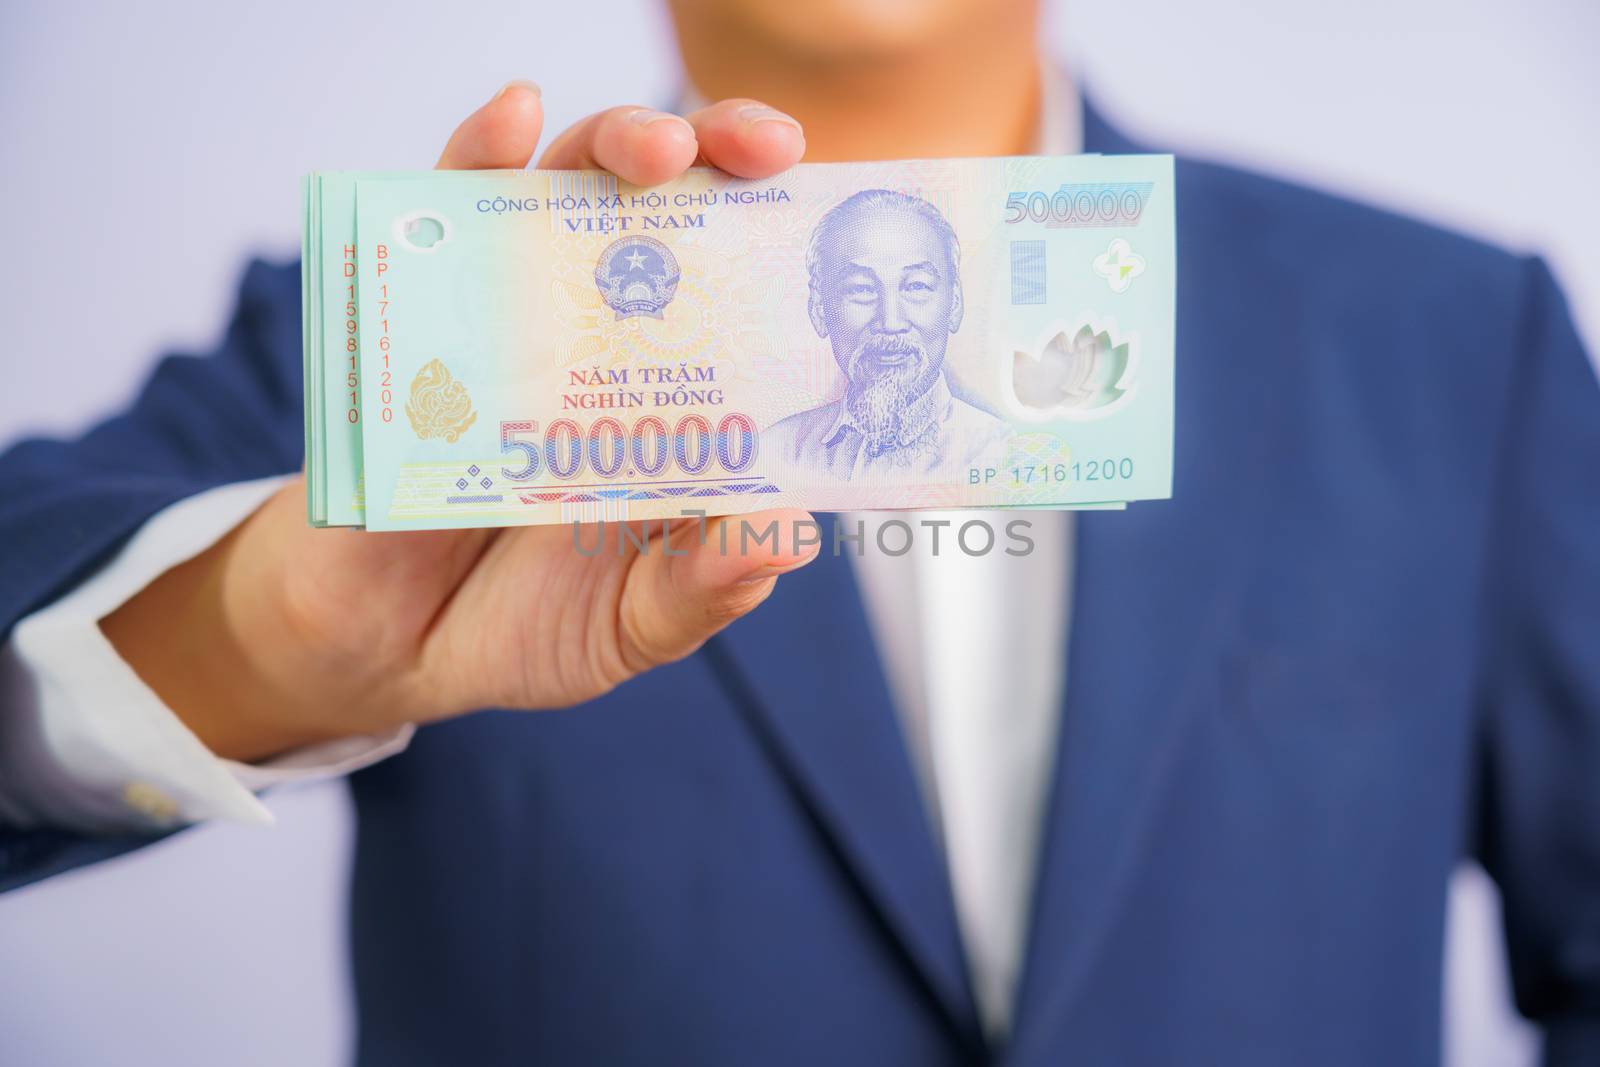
[2, 2, 1598, 1065]
[766, 188, 1012, 479]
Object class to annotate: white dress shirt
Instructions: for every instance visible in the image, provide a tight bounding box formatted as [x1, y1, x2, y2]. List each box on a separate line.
[845, 510, 1070, 1036]
[0, 477, 411, 833]
[0, 62, 1081, 1039]
[839, 67, 1080, 1034]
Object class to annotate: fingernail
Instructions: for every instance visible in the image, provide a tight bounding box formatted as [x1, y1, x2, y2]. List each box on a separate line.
[737, 104, 802, 131]
[628, 108, 692, 132]
[738, 551, 820, 584]
[492, 79, 541, 102]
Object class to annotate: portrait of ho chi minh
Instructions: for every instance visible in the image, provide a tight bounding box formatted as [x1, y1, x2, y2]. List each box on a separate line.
[764, 188, 1012, 481]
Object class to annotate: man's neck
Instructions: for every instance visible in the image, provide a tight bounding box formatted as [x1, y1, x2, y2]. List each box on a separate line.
[672, 12, 1043, 162]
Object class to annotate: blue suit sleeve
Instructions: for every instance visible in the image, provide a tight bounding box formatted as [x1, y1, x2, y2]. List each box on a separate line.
[1472, 258, 1600, 1064]
[0, 259, 302, 893]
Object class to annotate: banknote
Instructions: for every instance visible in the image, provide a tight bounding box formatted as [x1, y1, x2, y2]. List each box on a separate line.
[304, 170, 531, 526]
[304, 154, 1174, 530]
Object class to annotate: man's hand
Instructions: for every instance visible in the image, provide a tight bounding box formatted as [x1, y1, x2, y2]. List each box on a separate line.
[102, 83, 815, 762]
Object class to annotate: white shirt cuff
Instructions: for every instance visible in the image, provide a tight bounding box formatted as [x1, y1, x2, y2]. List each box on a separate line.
[0, 477, 413, 833]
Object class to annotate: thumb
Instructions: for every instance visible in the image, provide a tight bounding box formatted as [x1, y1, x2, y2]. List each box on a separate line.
[436, 80, 544, 170]
[617, 509, 821, 670]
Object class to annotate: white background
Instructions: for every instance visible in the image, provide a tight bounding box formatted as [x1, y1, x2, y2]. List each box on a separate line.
[1, 1, 1595, 1063]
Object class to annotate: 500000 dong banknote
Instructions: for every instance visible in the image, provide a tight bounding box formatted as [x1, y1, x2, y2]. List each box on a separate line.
[306, 154, 1174, 530]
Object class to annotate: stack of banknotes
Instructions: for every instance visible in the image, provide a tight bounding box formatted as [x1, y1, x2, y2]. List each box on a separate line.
[302, 154, 1175, 531]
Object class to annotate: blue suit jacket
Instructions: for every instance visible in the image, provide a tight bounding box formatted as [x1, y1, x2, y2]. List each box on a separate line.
[3, 106, 1599, 1066]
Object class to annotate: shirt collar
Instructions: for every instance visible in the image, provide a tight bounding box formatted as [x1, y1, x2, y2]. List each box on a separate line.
[1033, 56, 1082, 155]
[676, 55, 1083, 156]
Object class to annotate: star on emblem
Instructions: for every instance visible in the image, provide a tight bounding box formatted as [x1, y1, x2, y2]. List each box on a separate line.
[1092, 238, 1146, 293]
[623, 249, 650, 270]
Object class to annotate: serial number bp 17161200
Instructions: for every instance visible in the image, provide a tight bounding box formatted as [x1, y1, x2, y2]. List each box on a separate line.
[968, 458, 1136, 485]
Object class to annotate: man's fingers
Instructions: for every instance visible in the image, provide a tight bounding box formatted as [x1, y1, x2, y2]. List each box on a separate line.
[436, 81, 544, 171]
[618, 509, 820, 670]
[684, 98, 806, 179]
[535, 98, 804, 186]
[537, 106, 699, 187]
[437, 90, 801, 185]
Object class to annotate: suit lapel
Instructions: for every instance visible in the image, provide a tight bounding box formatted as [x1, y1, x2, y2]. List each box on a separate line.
[1006, 499, 1249, 1057]
[1006, 100, 1270, 1060]
[706, 518, 983, 1048]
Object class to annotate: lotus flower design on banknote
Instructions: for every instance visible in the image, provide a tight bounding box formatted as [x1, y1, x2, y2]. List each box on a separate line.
[1012, 323, 1134, 414]
[405, 358, 478, 443]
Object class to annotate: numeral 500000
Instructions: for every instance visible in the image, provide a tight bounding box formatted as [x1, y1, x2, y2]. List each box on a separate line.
[498, 413, 758, 481]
